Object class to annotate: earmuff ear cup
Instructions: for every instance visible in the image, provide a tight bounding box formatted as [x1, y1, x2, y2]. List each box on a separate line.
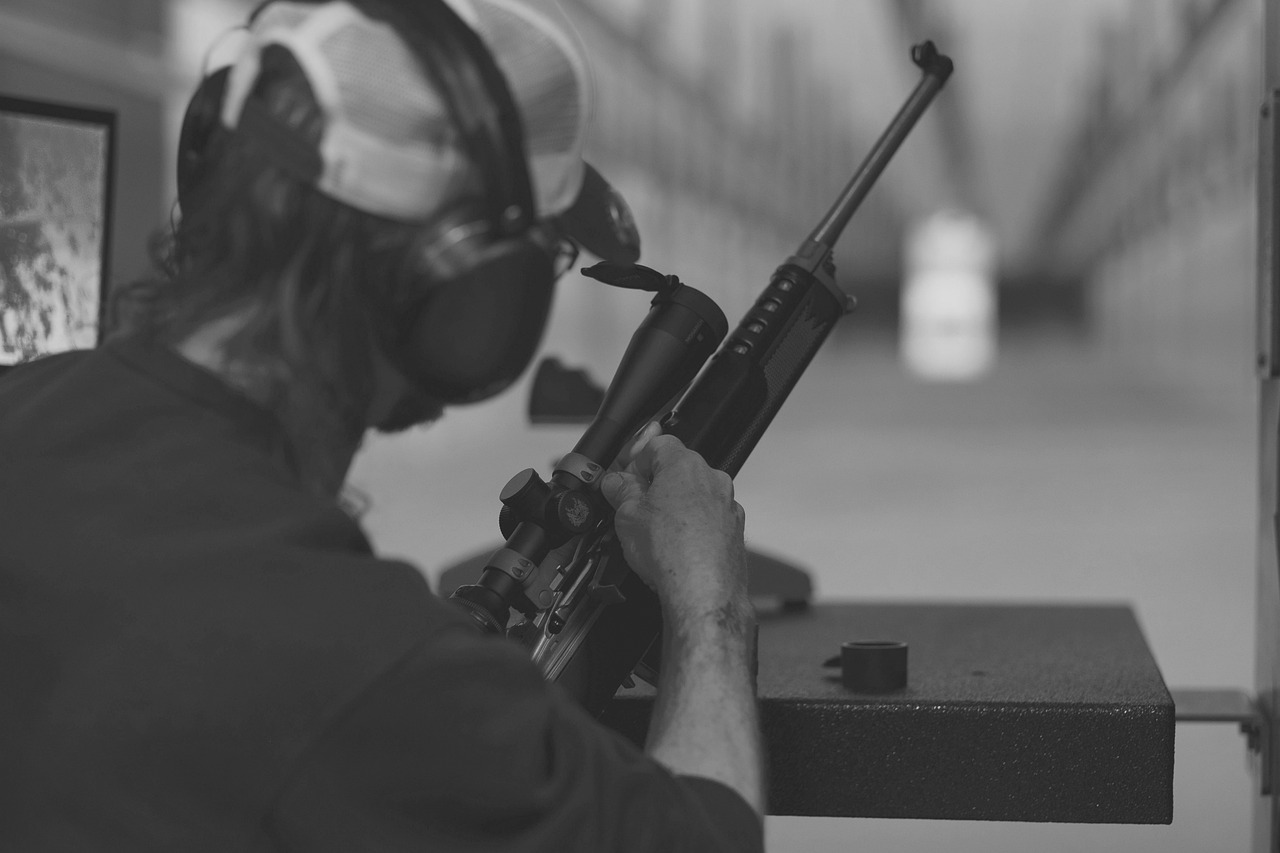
[395, 238, 556, 403]
[177, 67, 232, 213]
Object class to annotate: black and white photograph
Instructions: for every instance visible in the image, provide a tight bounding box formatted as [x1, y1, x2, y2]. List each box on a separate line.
[0, 1, 1277, 851]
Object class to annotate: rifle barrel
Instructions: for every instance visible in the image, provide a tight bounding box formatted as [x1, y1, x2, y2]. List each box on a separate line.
[806, 41, 954, 252]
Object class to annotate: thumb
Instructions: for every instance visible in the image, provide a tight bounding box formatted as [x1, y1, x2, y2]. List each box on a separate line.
[617, 420, 662, 469]
[600, 470, 644, 510]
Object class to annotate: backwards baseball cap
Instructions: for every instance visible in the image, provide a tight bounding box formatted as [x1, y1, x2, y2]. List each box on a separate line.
[212, 0, 639, 263]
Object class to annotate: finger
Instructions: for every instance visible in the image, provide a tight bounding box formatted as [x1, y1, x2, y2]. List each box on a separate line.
[600, 469, 645, 509]
[627, 433, 687, 482]
[616, 421, 662, 470]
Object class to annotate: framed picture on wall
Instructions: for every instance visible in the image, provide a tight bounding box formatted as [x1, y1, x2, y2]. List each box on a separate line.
[0, 93, 115, 372]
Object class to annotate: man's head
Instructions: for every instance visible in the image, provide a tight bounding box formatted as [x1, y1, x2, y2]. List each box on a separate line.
[162, 0, 638, 433]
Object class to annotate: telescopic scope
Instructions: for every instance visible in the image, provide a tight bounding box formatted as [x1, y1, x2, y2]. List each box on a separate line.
[451, 275, 727, 633]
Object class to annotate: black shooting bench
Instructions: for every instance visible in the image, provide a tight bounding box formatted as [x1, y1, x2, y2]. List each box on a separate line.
[601, 602, 1174, 823]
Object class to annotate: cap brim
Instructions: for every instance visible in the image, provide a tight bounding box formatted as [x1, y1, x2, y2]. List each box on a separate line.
[552, 163, 640, 265]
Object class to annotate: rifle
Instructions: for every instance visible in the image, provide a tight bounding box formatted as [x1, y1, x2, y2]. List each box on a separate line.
[451, 42, 953, 716]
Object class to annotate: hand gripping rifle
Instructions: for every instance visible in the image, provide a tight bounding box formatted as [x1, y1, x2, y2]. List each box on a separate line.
[451, 42, 953, 716]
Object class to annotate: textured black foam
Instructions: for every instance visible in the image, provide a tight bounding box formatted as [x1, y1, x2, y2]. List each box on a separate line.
[601, 602, 1174, 823]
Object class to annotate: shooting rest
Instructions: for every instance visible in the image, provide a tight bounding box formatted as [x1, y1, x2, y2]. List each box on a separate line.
[602, 601, 1175, 823]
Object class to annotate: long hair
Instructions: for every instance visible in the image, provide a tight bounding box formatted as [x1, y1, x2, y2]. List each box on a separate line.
[137, 45, 434, 495]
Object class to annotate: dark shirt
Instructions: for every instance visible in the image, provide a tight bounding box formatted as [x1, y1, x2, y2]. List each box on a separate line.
[0, 338, 761, 852]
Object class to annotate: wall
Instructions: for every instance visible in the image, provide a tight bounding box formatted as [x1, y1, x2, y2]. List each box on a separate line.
[0, 1, 170, 294]
[1041, 0, 1260, 404]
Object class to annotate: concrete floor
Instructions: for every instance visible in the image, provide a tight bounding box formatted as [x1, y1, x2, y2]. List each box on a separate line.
[352, 327, 1260, 852]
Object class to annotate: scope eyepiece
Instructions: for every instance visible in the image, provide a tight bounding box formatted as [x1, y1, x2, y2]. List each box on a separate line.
[570, 279, 727, 468]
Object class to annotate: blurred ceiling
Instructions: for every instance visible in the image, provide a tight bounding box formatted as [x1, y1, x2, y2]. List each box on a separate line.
[909, 0, 1129, 274]
[596, 0, 1140, 283]
[793, 0, 1133, 282]
[0, 0, 1204, 286]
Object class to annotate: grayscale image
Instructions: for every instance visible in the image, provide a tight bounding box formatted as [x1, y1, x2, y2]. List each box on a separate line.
[2, 0, 1278, 850]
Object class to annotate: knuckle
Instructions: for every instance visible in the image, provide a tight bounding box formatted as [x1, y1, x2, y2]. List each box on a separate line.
[676, 447, 708, 472]
[664, 448, 699, 474]
[649, 434, 682, 453]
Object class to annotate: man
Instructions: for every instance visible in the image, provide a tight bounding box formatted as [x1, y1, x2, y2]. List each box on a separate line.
[0, 0, 763, 850]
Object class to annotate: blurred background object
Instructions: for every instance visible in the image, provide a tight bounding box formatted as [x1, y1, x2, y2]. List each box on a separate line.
[900, 210, 997, 380]
[1, 0, 1257, 390]
[0, 0, 1264, 849]
[0, 94, 113, 369]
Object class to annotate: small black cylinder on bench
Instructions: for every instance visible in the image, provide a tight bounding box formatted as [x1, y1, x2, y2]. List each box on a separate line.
[841, 640, 908, 692]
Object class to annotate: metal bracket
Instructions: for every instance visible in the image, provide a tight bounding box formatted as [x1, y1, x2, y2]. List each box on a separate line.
[1171, 688, 1272, 795]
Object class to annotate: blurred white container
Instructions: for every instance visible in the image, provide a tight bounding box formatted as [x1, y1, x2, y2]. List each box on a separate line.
[900, 211, 998, 381]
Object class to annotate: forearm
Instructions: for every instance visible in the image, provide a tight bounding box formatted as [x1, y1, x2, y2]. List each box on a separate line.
[644, 597, 765, 816]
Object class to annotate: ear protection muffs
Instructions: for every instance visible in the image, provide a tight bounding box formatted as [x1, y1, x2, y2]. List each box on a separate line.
[177, 65, 232, 216]
[353, 0, 557, 403]
[177, 0, 560, 404]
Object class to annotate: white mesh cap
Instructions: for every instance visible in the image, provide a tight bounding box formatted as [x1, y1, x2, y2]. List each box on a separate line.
[216, 0, 639, 262]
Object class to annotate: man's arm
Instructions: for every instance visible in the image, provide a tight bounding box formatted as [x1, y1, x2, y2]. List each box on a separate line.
[269, 629, 763, 853]
[645, 596, 763, 813]
[271, 431, 764, 852]
[601, 433, 765, 815]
